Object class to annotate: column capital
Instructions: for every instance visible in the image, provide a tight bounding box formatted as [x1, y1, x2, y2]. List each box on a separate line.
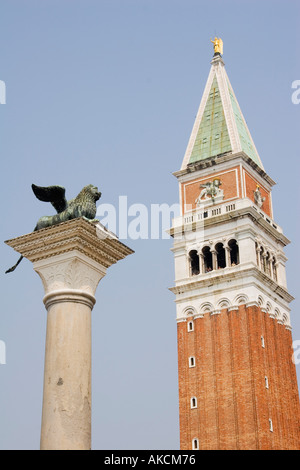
[5, 218, 134, 309]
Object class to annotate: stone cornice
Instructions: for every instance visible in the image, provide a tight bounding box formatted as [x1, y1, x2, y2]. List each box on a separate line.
[169, 264, 294, 304]
[174, 151, 276, 187]
[5, 218, 134, 269]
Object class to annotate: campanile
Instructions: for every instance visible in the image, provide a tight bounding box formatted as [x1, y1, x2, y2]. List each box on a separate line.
[169, 40, 300, 450]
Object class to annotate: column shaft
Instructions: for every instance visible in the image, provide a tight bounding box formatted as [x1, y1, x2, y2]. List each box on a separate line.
[40, 297, 93, 450]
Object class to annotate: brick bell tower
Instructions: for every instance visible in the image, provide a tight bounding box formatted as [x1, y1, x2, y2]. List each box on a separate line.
[169, 39, 300, 450]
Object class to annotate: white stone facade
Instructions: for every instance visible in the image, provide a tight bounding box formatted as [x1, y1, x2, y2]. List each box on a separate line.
[170, 192, 293, 329]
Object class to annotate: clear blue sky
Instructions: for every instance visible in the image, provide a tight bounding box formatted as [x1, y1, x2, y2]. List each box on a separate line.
[0, 0, 299, 450]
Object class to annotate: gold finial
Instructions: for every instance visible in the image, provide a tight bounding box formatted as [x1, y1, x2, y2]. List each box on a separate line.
[211, 37, 223, 55]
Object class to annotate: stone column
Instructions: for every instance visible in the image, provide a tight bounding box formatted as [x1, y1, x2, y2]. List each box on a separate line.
[211, 249, 217, 271]
[199, 252, 204, 275]
[256, 245, 261, 270]
[5, 218, 134, 450]
[262, 252, 267, 274]
[273, 260, 278, 282]
[225, 246, 231, 268]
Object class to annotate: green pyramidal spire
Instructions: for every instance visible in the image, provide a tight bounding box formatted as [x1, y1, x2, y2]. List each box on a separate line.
[189, 76, 232, 164]
[181, 51, 264, 170]
[227, 79, 262, 167]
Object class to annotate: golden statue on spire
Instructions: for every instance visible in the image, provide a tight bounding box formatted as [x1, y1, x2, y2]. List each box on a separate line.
[211, 37, 223, 55]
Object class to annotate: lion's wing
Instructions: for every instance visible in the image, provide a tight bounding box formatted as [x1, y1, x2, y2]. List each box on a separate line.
[32, 184, 68, 213]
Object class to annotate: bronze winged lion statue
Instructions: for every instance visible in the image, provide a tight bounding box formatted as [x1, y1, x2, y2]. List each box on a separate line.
[5, 183, 101, 273]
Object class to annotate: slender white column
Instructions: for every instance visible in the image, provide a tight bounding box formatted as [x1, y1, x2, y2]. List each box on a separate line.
[256, 246, 261, 270]
[5, 218, 134, 450]
[225, 246, 231, 268]
[199, 252, 204, 274]
[262, 253, 267, 273]
[211, 250, 217, 271]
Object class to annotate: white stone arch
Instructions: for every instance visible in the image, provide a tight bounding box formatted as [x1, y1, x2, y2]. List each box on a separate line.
[201, 244, 213, 273]
[225, 236, 238, 247]
[214, 241, 226, 269]
[183, 306, 197, 318]
[257, 295, 265, 307]
[259, 243, 265, 262]
[188, 248, 200, 276]
[217, 298, 231, 309]
[200, 302, 214, 314]
[274, 307, 281, 319]
[214, 239, 224, 249]
[266, 302, 273, 314]
[282, 313, 289, 325]
[271, 254, 278, 281]
[234, 294, 249, 305]
[227, 238, 240, 266]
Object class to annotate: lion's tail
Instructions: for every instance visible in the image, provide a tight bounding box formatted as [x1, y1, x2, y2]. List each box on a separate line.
[5, 225, 39, 274]
[5, 255, 24, 274]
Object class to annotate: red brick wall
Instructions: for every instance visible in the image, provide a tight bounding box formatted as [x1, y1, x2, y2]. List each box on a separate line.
[177, 306, 300, 450]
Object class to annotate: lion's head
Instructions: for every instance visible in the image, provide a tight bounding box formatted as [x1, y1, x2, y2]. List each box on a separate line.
[75, 184, 101, 203]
